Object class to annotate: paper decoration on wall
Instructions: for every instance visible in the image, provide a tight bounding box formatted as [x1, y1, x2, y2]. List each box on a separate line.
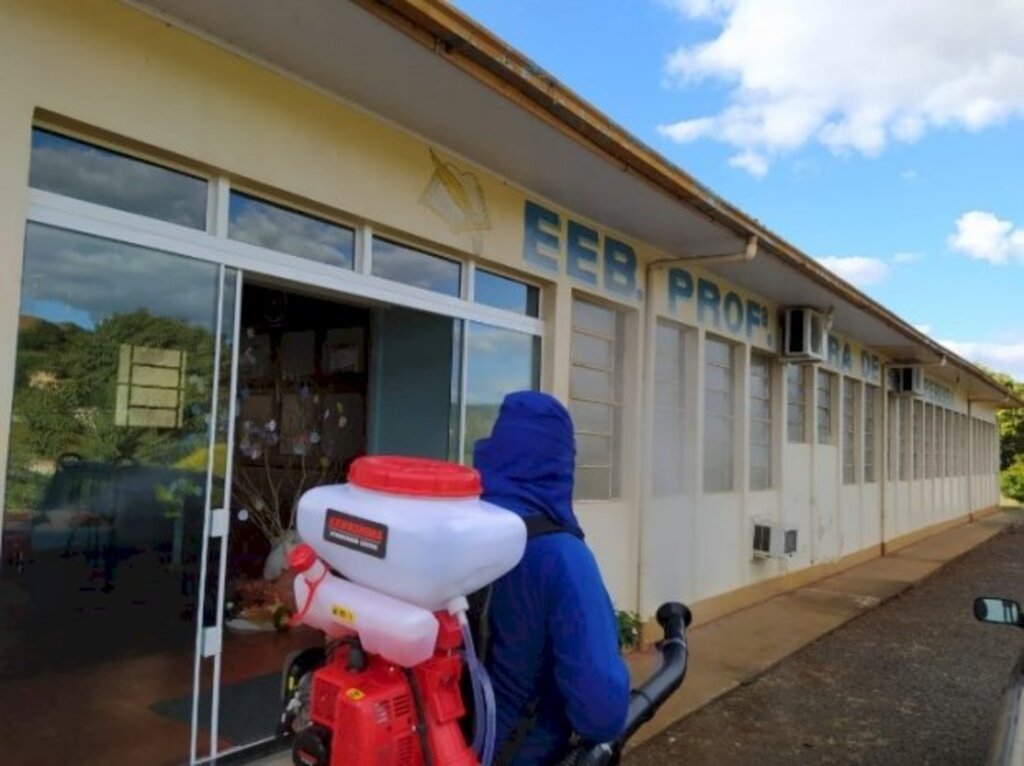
[420, 149, 490, 254]
[322, 327, 365, 373]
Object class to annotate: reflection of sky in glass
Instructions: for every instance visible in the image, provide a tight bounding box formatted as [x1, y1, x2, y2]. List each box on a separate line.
[29, 129, 207, 229]
[464, 323, 539, 459]
[474, 270, 539, 316]
[228, 192, 354, 269]
[371, 239, 460, 296]
[20, 224, 220, 331]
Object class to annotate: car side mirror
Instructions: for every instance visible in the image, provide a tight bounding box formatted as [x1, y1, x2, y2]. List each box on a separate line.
[974, 597, 1024, 627]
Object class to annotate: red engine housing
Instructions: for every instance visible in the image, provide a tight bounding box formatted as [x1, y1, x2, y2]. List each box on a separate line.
[298, 612, 478, 766]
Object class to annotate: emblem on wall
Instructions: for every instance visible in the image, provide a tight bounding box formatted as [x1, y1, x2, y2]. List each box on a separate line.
[420, 149, 490, 253]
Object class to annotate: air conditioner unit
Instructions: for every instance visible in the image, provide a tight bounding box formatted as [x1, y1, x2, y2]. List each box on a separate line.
[781, 307, 827, 362]
[752, 519, 798, 560]
[890, 366, 925, 397]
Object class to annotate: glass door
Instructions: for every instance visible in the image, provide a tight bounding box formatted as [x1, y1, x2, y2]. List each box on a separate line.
[0, 223, 239, 766]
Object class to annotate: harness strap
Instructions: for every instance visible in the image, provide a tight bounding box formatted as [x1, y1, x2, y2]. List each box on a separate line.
[494, 514, 583, 766]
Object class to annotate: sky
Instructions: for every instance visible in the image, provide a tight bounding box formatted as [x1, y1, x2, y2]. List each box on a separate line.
[449, 0, 1024, 380]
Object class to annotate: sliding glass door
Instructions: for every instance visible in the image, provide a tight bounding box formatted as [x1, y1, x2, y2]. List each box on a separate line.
[0, 223, 238, 765]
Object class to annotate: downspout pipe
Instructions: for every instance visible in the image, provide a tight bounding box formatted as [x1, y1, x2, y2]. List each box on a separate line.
[635, 236, 758, 622]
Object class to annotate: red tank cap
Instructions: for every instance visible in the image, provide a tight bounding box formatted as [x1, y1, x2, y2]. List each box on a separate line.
[349, 456, 482, 498]
[288, 543, 318, 573]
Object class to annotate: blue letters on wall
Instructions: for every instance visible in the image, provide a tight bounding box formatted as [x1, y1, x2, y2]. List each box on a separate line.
[522, 200, 639, 298]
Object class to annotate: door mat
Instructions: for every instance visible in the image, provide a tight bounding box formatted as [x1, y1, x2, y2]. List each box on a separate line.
[150, 671, 281, 747]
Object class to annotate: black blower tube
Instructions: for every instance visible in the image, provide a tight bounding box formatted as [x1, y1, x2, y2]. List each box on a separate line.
[565, 601, 692, 766]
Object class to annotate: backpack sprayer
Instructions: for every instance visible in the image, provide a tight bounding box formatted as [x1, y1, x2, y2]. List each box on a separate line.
[278, 455, 691, 766]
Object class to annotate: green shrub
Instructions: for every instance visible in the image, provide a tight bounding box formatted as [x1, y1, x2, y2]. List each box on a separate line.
[616, 608, 643, 652]
[1001, 456, 1024, 504]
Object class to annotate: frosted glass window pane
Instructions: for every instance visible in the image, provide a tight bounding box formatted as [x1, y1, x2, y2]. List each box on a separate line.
[571, 365, 614, 402]
[571, 400, 612, 435]
[571, 331, 613, 369]
[572, 300, 615, 336]
[570, 297, 623, 500]
[704, 336, 735, 493]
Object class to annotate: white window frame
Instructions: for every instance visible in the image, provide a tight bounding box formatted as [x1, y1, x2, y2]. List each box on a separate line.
[569, 294, 625, 501]
[864, 384, 878, 483]
[786, 364, 808, 443]
[816, 369, 835, 445]
[749, 351, 774, 491]
[842, 377, 858, 484]
[703, 334, 737, 494]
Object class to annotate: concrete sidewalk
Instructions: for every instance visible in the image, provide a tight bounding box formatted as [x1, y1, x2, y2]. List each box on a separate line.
[622, 509, 1022, 753]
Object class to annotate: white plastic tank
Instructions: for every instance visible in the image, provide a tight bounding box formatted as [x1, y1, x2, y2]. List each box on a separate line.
[289, 545, 439, 667]
[295, 456, 527, 612]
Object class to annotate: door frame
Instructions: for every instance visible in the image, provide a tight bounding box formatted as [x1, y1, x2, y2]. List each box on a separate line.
[24, 181, 545, 764]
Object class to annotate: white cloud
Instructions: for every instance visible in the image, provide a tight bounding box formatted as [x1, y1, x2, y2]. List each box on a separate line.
[657, 0, 1024, 175]
[914, 324, 933, 336]
[816, 256, 891, 287]
[900, 169, 918, 182]
[940, 339, 1024, 381]
[948, 210, 1024, 264]
[658, 0, 736, 19]
[727, 149, 769, 178]
[892, 251, 924, 264]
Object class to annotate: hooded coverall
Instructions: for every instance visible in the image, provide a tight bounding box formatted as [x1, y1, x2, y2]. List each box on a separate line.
[473, 391, 630, 765]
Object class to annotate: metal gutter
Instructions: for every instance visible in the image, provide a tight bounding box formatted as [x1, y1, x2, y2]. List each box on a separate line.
[356, 0, 1023, 408]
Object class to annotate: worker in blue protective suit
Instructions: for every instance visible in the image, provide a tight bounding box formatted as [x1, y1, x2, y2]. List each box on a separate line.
[472, 391, 630, 765]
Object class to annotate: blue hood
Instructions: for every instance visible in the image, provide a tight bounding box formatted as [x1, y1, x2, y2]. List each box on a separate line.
[472, 391, 583, 537]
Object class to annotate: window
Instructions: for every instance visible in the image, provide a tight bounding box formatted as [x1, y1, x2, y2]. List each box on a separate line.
[927, 404, 938, 479]
[228, 191, 355, 269]
[817, 369, 835, 445]
[371, 238, 461, 296]
[945, 409, 953, 477]
[786, 365, 807, 443]
[29, 128, 207, 229]
[914, 401, 924, 480]
[864, 384, 878, 483]
[900, 397, 912, 481]
[652, 321, 687, 497]
[959, 414, 967, 476]
[842, 378, 858, 484]
[750, 352, 773, 491]
[462, 323, 540, 463]
[570, 298, 624, 500]
[474, 269, 540, 317]
[704, 337, 736, 493]
[887, 394, 898, 481]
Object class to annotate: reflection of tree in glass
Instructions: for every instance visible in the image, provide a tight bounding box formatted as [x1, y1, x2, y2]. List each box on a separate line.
[5, 310, 217, 514]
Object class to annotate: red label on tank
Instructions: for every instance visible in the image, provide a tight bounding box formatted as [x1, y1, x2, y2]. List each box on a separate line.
[323, 509, 388, 559]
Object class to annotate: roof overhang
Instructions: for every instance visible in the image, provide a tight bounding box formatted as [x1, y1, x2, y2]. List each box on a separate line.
[123, 0, 1023, 408]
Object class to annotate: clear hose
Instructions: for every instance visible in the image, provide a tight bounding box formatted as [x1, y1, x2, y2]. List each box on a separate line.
[459, 617, 497, 766]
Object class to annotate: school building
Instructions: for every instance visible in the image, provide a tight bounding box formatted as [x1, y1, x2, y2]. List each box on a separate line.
[0, 0, 1016, 763]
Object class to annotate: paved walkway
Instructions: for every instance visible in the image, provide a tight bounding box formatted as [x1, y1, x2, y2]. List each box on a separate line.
[626, 514, 1024, 765]
[249, 510, 1019, 765]
[622, 509, 1022, 755]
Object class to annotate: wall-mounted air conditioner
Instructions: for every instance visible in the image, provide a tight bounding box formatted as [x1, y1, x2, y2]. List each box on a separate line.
[890, 366, 925, 397]
[751, 519, 799, 560]
[781, 307, 827, 362]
